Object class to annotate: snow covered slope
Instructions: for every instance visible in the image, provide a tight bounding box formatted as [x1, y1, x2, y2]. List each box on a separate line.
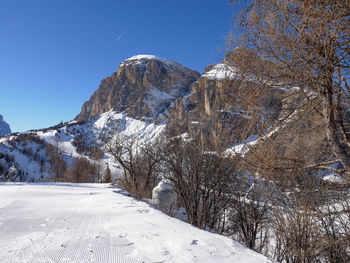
[202, 63, 238, 80]
[0, 114, 11, 136]
[37, 110, 165, 156]
[0, 183, 273, 263]
[0, 110, 165, 182]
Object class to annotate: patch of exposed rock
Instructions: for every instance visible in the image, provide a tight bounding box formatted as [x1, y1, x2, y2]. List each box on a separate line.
[0, 115, 11, 136]
[76, 55, 200, 123]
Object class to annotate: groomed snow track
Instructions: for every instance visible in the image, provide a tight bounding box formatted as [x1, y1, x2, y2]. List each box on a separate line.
[0, 183, 273, 263]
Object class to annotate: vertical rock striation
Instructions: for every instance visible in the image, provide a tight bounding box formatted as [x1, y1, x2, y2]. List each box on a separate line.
[166, 57, 284, 151]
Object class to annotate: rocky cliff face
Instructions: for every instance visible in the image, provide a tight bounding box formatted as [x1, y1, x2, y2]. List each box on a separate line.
[166, 59, 284, 151]
[76, 55, 200, 123]
[0, 115, 11, 136]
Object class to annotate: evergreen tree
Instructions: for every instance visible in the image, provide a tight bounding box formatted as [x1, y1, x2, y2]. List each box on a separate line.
[103, 165, 112, 183]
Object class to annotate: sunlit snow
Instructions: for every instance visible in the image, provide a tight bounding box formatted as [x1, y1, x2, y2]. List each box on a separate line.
[0, 183, 273, 263]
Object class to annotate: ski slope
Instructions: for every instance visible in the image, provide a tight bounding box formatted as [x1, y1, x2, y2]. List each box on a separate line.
[0, 183, 273, 263]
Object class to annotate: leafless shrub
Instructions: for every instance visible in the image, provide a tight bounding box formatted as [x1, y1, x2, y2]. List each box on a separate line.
[225, 175, 272, 253]
[107, 135, 162, 199]
[71, 157, 95, 183]
[161, 137, 236, 231]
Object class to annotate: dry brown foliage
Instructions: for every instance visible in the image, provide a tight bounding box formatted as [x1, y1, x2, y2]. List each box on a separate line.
[229, 0, 350, 178]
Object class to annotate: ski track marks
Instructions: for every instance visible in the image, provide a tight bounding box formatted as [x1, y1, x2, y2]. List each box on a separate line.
[0, 184, 139, 263]
[0, 183, 273, 263]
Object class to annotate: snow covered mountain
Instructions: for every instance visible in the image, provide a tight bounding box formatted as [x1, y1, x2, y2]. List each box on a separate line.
[0, 114, 11, 136]
[76, 54, 200, 123]
[0, 55, 198, 183]
[0, 53, 285, 182]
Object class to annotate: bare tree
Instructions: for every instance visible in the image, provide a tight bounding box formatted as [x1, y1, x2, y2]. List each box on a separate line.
[224, 4, 350, 259]
[226, 175, 271, 253]
[89, 146, 104, 182]
[107, 135, 162, 198]
[46, 137, 66, 182]
[72, 157, 94, 183]
[272, 200, 321, 263]
[161, 137, 236, 231]
[315, 188, 350, 262]
[229, 0, 350, 176]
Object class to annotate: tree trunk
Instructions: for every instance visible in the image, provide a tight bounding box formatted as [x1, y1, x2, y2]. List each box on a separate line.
[322, 91, 350, 172]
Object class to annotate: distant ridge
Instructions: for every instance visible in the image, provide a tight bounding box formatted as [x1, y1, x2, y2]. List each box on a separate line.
[0, 114, 11, 136]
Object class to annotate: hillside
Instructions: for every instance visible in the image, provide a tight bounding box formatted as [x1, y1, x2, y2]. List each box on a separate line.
[0, 110, 164, 182]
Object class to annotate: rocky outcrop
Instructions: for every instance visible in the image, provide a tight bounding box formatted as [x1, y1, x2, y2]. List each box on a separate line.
[166, 58, 284, 151]
[0, 115, 11, 136]
[76, 55, 200, 123]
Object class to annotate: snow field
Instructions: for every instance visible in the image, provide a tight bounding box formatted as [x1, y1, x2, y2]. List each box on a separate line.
[0, 183, 273, 263]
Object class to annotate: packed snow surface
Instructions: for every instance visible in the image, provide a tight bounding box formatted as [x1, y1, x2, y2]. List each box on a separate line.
[0, 183, 273, 263]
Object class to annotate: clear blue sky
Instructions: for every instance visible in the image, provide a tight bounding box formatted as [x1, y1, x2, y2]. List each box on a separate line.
[0, 0, 234, 132]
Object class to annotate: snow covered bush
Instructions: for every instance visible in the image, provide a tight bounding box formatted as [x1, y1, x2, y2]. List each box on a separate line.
[152, 179, 177, 214]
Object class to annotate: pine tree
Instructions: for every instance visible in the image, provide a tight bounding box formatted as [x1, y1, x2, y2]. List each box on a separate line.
[103, 165, 112, 183]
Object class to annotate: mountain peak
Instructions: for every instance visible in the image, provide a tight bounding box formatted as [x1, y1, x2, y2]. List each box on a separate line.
[0, 114, 11, 136]
[124, 54, 175, 65]
[76, 55, 200, 122]
[121, 54, 192, 73]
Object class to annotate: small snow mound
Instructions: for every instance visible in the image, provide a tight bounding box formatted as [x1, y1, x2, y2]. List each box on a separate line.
[152, 179, 177, 213]
[154, 179, 174, 191]
[203, 64, 238, 80]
